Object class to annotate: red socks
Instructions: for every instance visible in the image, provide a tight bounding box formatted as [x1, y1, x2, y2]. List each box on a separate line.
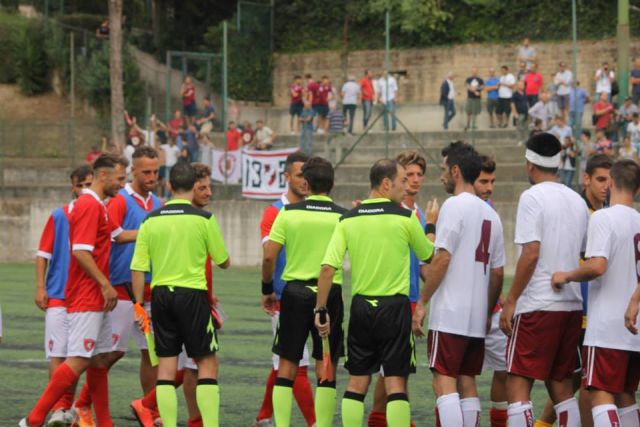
[293, 366, 316, 426]
[74, 381, 92, 408]
[86, 367, 112, 427]
[368, 410, 387, 427]
[51, 384, 76, 412]
[490, 408, 509, 427]
[256, 368, 278, 421]
[188, 415, 203, 427]
[142, 369, 185, 410]
[28, 363, 79, 426]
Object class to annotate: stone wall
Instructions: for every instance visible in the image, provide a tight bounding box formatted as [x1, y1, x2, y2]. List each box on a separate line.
[273, 37, 640, 107]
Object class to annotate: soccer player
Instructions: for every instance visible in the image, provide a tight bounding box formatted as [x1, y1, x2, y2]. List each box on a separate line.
[21, 154, 137, 427]
[35, 164, 93, 427]
[551, 159, 640, 427]
[316, 159, 435, 427]
[500, 133, 589, 427]
[130, 161, 230, 427]
[263, 156, 347, 427]
[255, 151, 315, 427]
[535, 154, 612, 427]
[413, 142, 505, 427]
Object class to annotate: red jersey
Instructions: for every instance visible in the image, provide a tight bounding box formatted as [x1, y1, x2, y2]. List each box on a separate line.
[85, 151, 102, 165]
[524, 72, 543, 95]
[317, 83, 332, 105]
[65, 189, 121, 313]
[290, 83, 304, 104]
[226, 129, 243, 151]
[594, 101, 613, 130]
[182, 83, 195, 106]
[360, 78, 374, 101]
[169, 118, 184, 138]
[308, 81, 320, 105]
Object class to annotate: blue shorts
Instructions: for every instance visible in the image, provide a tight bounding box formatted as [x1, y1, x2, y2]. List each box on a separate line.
[183, 102, 196, 117]
[289, 102, 303, 116]
[313, 104, 329, 118]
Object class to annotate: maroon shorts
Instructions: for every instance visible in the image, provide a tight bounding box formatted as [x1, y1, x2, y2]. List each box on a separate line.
[428, 330, 485, 377]
[582, 346, 640, 394]
[506, 310, 582, 381]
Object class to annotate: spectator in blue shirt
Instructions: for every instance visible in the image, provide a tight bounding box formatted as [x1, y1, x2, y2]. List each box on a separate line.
[569, 81, 590, 135]
[485, 68, 500, 128]
[299, 99, 316, 155]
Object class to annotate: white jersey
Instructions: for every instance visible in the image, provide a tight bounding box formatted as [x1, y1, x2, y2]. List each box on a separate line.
[514, 181, 589, 315]
[583, 205, 640, 352]
[428, 192, 505, 338]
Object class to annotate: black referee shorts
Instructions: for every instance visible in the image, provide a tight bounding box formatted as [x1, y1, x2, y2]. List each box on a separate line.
[345, 294, 415, 377]
[151, 286, 218, 359]
[272, 280, 344, 363]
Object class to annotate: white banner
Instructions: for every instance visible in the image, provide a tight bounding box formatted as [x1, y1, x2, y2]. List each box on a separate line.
[241, 147, 298, 199]
[206, 147, 242, 184]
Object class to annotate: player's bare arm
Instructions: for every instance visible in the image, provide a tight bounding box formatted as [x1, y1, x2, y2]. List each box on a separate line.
[113, 229, 138, 243]
[34, 257, 49, 311]
[72, 249, 117, 312]
[625, 283, 640, 335]
[314, 264, 336, 337]
[550, 257, 607, 291]
[487, 266, 504, 332]
[500, 241, 539, 336]
[261, 240, 282, 315]
[413, 248, 451, 337]
[217, 258, 230, 269]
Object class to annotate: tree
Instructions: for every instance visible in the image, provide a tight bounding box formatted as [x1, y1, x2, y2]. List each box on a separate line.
[109, 0, 126, 150]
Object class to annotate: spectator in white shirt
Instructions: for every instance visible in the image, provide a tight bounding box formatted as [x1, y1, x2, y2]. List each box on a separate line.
[528, 91, 554, 130]
[439, 72, 457, 130]
[341, 75, 360, 135]
[497, 65, 516, 128]
[377, 70, 398, 131]
[594, 62, 616, 101]
[553, 62, 573, 120]
[255, 120, 275, 150]
[517, 37, 537, 70]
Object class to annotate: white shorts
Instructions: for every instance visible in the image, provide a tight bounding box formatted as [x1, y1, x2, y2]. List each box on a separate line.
[178, 346, 198, 371]
[67, 311, 112, 358]
[110, 300, 149, 352]
[271, 311, 310, 369]
[483, 310, 507, 372]
[45, 307, 70, 358]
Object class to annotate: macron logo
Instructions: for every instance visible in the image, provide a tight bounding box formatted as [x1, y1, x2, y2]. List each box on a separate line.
[358, 208, 384, 214]
[161, 209, 184, 214]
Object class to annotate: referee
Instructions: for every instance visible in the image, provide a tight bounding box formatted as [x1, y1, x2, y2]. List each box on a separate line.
[130, 160, 230, 427]
[262, 157, 347, 427]
[315, 159, 434, 427]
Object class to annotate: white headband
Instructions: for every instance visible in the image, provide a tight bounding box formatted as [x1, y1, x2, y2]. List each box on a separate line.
[525, 149, 562, 168]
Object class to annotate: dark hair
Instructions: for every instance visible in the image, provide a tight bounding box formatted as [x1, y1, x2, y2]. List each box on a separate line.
[305, 73, 312, 79]
[396, 150, 426, 174]
[302, 157, 334, 194]
[526, 132, 561, 174]
[93, 153, 128, 171]
[370, 159, 399, 188]
[285, 151, 310, 173]
[294, 75, 301, 80]
[70, 164, 93, 182]
[501, 65, 508, 70]
[132, 145, 158, 160]
[364, 69, 370, 75]
[441, 141, 482, 183]
[321, 75, 328, 80]
[479, 155, 496, 174]
[585, 154, 613, 176]
[581, 129, 591, 139]
[169, 159, 196, 193]
[610, 159, 640, 193]
[192, 162, 212, 181]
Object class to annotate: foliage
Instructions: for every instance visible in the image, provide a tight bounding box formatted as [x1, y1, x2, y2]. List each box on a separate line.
[44, 22, 70, 95]
[0, 12, 27, 83]
[12, 19, 50, 95]
[55, 13, 104, 32]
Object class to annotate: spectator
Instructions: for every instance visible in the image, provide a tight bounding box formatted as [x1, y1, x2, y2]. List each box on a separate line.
[440, 72, 456, 130]
[196, 97, 216, 136]
[497, 65, 515, 128]
[630, 57, 640, 105]
[341, 75, 360, 135]
[289, 75, 304, 134]
[178, 123, 199, 162]
[517, 37, 537, 69]
[464, 67, 484, 130]
[378, 70, 398, 131]
[255, 120, 275, 150]
[618, 135, 639, 161]
[524, 62, 543, 107]
[616, 96, 638, 139]
[168, 109, 185, 139]
[159, 137, 180, 199]
[516, 61, 527, 82]
[485, 68, 500, 128]
[549, 114, 573, 143]
[511, 81, 529, 143]
[96, 18, 109, 39]
[559, 136, 577, 188]
[578, 130, 597, 183]
[180, 76, 197, 122]
[531, 118, 544, 134]
[124, 136, 142, 174]
[593, 92, 615, 137]
[226, 121, 243, 151]
[240, 120, 255, 147]
[627, 113, 640, 153]
[553, 62, 573, 120]
[85, 144, 103, 165]
[327, 101, 346, 135]
[568, 81, 590, 131]
[528, 91, 554, 129]
[299, 99, 315, 155]
[595, 128, 614, 157]
[594, 62, 615, 101]
[360, 69, 375, 128]
[313, 76, 333, 133]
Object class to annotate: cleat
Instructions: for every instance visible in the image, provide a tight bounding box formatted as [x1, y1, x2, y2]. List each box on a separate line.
[71, 406, 94, 427]
[63, 409, 75, 425]
[18, 418, 32, 427]
[47, 409, 66, 427]
[253, 420, 273, 427]
[130, 399, 155, 427]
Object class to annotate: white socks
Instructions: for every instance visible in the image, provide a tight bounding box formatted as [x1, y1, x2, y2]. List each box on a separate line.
[554, 397, 580, 427]
[460, 397, 481, 427]
[436, 393, 463, 427]
[620, 405, 640, 427]
[592, 404, 620, 427]
[507, 401, 534, 427]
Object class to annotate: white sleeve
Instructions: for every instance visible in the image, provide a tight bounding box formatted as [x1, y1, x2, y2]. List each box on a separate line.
[585, 212, 612, 259]
[490, 216, 506, 268]
[514, 191, 543, 244]
[434, 201, 462, 253]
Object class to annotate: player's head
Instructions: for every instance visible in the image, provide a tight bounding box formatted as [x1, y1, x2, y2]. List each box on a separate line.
[92, 153, 128, 198]
[584, 154, 612, 205]
[395, 150, 426, 198]
[440, 141, 482, 194]
[524, 132, 561, 184]
[610, 159, 640, 197]
[131, 146, 159, 193]
[473, 155, 496, 201]
[169, 159, 196, 196]
[370, 159, 406, 204]
[191, 163, 212, 208]
[70, 165, 93, 198]
[284, 151, 309, 198]
[302, 156, 334, 195]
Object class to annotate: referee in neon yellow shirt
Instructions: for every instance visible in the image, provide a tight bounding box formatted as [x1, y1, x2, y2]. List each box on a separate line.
[131, 161, 230, 427]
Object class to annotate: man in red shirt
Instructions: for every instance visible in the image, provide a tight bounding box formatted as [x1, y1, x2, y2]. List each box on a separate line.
[21, 154, 137, 427]
[360, 69, 375, 128]
[524, 63, 543, 107]
[593, 92, 615, 137]
[180, 76, 196, 123]
[315, 76, 333, 133]
[289, 75, 304, 134]
[226, 121, 243, 151]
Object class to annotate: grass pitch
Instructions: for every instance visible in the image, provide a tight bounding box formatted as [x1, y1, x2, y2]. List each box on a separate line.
[0, 263, 551, 426]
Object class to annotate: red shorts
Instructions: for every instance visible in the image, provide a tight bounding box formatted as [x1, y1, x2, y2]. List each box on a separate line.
[411, 302, 416, 316]
[582, 346, 640, 394]
[428, 330, 485, 377]
[506, 310, 582, 381]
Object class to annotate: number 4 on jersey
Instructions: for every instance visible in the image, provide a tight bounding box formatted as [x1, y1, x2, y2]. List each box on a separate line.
[475, 220, 492, 274]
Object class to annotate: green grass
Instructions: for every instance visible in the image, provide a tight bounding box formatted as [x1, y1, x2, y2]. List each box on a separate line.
[0, 263, 551, 426]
